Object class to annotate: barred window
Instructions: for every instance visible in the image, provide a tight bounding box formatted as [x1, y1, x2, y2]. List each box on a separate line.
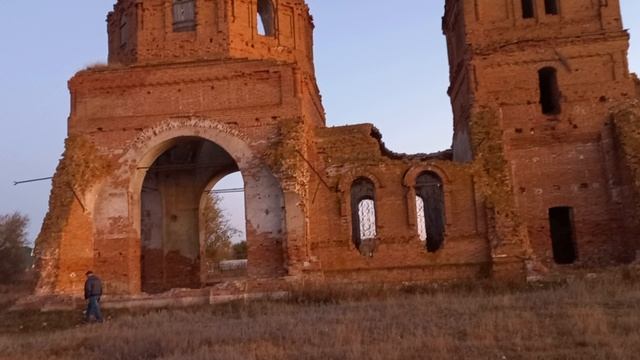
[351, 178, 377, 250]
[358, 199, 377, 240]
[416, 196, 427, 242]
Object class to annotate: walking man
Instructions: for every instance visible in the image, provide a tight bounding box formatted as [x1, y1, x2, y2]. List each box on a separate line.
[84, 271, 103, 323]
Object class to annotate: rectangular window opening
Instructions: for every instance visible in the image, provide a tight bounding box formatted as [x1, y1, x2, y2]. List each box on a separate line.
[549, 207, 577, 265]
[173, 0, 196, 32]
[522, 0, 535, 19]
[539, 67, 562, 115]
[545, 0, 559, 15]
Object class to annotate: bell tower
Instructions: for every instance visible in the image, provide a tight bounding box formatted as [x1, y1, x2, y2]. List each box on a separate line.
[35, 0, 324, 295]
[443, 0, 637, 268]
[107, 0, 315, 74]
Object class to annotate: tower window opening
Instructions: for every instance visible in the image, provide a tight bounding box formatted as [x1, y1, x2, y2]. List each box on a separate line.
[545, 0, 559, 15]
[173, 0, 196, 32]
[522, 0, 535, 19]
[257, 0, 276, 36]
[351, 178, 377, 254]
[539, 67, 562, 115]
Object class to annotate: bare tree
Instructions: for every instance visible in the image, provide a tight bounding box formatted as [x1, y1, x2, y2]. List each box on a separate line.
[201, 194, 241, 267]
[0, 212, 31, 284]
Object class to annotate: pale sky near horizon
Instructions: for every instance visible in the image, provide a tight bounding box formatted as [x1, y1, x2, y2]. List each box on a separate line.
[0, 1, 639, 244]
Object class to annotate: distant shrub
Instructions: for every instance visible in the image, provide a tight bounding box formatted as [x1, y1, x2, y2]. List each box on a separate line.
[0, 212, 32, 284]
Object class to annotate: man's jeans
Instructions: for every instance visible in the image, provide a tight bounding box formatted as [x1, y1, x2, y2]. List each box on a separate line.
[86, 296, 103, 322]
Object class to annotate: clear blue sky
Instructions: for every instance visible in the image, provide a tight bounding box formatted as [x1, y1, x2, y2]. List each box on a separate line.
[1, 1, 639, 244]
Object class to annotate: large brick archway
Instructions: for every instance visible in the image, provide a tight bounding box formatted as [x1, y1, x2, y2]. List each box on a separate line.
[92, 119, 289, 294]
[137, 136, 242, 293]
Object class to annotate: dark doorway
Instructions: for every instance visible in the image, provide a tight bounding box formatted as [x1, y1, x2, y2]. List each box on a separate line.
[549, 207, 577, 264]
[539, 67, 562, 115]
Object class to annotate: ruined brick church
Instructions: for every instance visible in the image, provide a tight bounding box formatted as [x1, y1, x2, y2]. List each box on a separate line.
[34, 0, 640, 298]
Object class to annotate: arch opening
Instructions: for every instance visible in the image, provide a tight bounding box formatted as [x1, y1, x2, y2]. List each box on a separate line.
[140, 137, 245, 294]
[202, 173, 249, 282]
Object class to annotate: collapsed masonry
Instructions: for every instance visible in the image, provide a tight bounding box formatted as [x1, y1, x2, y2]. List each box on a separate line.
[34, 0, 640, 297]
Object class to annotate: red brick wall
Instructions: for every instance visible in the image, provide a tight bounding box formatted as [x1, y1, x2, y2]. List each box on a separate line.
[34, 0, 639, 296]
[444, 0, 637, 269]
[308, 124, 490, 282]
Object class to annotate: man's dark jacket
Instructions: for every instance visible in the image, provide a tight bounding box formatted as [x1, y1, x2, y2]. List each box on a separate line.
[84, 275, 103, 300]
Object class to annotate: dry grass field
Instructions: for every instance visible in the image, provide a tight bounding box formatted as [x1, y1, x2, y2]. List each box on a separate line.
[1, 269, 640, 360]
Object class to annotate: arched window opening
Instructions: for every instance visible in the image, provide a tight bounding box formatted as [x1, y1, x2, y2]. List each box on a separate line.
[173, 0, 196, 32]
[257, 0, 276, 36]
[415, 172, 445, 253]
[351, 178, 377, 252]
[545, 0, 559, 15]
[539, 67, 561, 115]
[522, 0, 535, 19]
